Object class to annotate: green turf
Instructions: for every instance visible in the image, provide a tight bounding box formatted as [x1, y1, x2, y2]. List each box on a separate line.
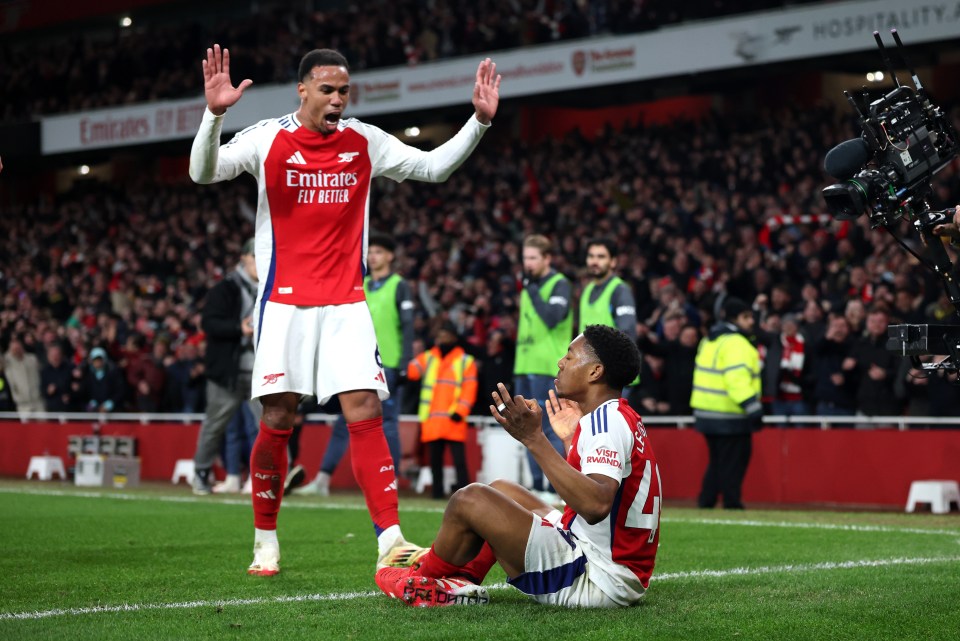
[2, 480, 959, 641]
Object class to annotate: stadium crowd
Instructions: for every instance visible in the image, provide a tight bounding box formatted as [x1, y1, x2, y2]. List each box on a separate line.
[3, 96, 960, 419]
[0, 0, 823, 121]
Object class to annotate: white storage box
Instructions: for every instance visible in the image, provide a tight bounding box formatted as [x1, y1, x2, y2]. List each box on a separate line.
[75, 454, 141, 488]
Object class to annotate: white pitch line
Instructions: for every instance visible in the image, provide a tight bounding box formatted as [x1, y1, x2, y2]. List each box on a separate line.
[4, 487, 958, 536]
[0, 590, 380, 621]
[2, 555, 957, 621]
[0, 487, 446, 514]
[651, 555, 960, 581]
[660, 516, 960, 537]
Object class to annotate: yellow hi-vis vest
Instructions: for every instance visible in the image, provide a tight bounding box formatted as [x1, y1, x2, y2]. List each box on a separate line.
[690, 331, 761, 416]
[407, 346, 478, 442]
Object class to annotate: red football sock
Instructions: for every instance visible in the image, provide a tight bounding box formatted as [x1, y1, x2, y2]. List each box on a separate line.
[456, 543, 498, 584]
[250, 423, 290, 530]
[416, 546, 464, 580]
[347, 417, 399, 533]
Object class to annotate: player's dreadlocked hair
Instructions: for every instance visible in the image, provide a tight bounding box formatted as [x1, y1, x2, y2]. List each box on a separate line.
[582, 325, 640, 390]
[299, 49, 350, 81]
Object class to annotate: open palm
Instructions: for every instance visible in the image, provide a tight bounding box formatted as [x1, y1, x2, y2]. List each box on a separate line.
[203, 44, 253, 115]
[545, 389, 582, 442]
[472, 58, 501, 125]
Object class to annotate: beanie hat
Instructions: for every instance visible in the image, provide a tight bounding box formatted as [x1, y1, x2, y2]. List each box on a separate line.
[722, 297, 750, 320]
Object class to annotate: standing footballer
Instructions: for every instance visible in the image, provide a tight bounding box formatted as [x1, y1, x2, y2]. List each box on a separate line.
[190, 44, 500, 576]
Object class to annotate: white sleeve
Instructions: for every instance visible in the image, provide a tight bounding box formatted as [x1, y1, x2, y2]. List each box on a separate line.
[577, 411, 633, 483]
[189, 108, 260, 184]
[366, 115, 490, 183]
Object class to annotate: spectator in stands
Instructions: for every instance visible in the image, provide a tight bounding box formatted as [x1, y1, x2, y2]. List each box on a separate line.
[406, 320, 478, 499]
[637, 314, 698, 415]
[131, 338, 170, 412]
[891, 287, 926, 325]
[82, 347, 125, 413]
[845, 306, 904, 418]
[3, 338, 44, 412]
[163, 341, 205, 413]
[40, 344, 76, 411]
[843, 298, 867, 336]
[809, 314, 857, 417]
[760, 313, 810, 417]
[3, 79, 960, 426]
[799, 298, 826, 346]
[191, 238, 261, 495]
[0, 356, 15, 411]
[633, 351, 667, 416]
[478, 329, 514, 407]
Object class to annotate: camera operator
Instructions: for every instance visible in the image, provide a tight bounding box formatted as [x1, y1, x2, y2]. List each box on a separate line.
[931, 205, 960, 241]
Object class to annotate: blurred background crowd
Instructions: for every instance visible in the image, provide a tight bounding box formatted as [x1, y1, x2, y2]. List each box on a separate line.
[3, 0, 960, 420]
[0, 0, 822, 120]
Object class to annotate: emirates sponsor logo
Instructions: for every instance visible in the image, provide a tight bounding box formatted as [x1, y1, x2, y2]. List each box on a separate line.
[285, 168, 358, 188]
[262, 373, 285, 385]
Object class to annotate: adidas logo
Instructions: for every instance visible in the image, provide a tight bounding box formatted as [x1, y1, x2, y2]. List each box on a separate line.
[286, 150, 307, 165]
[384, 480, 397, 492]
[256, 490, 277, 500]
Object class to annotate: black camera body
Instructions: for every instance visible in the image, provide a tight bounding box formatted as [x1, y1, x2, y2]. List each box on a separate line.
[822, 34, 958, 227]
[823, 31, 960, 373]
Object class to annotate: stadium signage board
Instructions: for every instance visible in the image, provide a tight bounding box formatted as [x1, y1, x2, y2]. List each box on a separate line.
[40, 0, 954, 154]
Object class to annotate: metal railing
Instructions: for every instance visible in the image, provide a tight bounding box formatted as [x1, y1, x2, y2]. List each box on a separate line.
[1, 411, 958, 430]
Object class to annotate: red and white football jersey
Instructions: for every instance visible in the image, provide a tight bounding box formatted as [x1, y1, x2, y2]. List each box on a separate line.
[190, 109, 488, 307]
[561, 398, 661, 598]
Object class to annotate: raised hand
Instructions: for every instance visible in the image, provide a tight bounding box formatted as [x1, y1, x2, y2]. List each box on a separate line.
[545, 389, 582, 444]
[490, 382, 542, 445]
[932, 205, 960, 240]
[472, 58, 501, 125]
[202, 44, 253, 116]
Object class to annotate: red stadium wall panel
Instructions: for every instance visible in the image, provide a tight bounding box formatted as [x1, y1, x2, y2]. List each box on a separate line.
[0, 420, 480, 493]
[520, 96, 713, 143]
[2, 420, 957, 508]
[649, 427, 960, 508]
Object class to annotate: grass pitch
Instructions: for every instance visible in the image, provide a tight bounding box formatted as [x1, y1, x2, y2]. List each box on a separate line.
[2, 480, 959, 641]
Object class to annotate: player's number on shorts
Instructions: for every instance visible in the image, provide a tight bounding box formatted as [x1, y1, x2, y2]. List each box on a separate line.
[625, 460, 661, 543]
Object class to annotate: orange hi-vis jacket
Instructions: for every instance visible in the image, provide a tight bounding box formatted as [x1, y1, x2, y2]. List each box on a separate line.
[407, 346, 478, 443]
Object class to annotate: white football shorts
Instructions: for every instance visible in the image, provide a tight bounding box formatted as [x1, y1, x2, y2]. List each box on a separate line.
[252, 300, 389, 404]
[507, 511, 637, 608]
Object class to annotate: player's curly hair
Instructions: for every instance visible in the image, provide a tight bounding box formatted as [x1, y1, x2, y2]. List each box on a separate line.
[299, 49, 350, 81]
[582, 325, 640, 390]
